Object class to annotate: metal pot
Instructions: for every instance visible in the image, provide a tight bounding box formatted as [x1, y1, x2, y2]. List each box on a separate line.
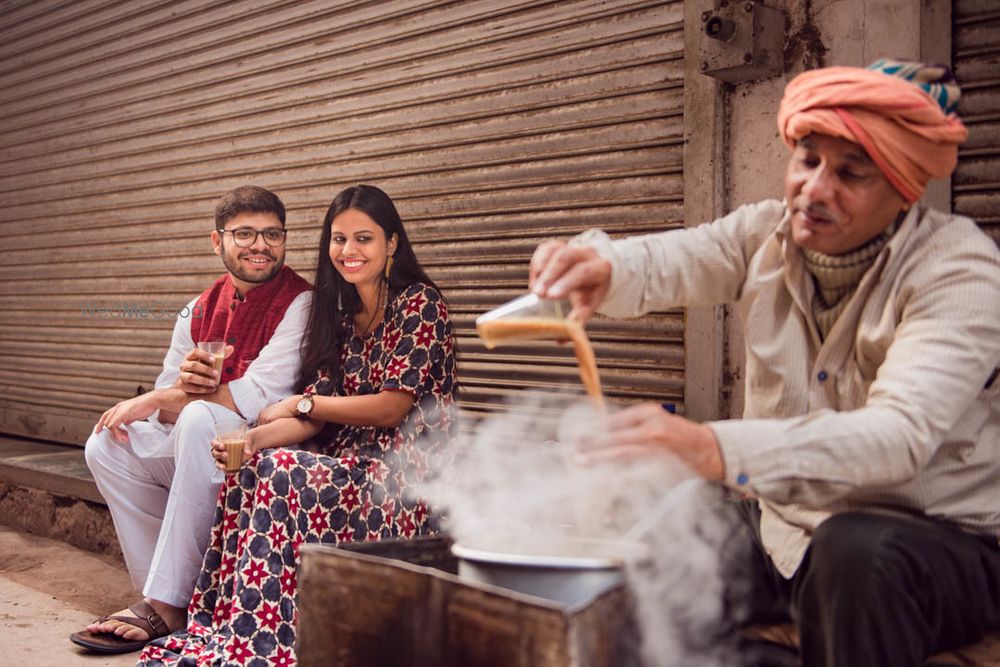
[452, 537, 646, 608]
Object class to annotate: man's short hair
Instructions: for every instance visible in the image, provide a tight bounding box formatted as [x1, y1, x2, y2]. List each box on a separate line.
[214, 186, 286, 230]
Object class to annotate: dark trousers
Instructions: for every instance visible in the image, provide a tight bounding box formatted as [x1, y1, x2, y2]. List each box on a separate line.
[734, 501, 1000, 667]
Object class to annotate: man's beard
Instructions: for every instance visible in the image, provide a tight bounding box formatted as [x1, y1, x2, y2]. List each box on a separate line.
[222, 249, 284, 284]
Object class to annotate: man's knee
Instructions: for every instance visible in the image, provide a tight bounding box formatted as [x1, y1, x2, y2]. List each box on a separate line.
[173, 401, 216, 455]
[806, 513, 884, 577]
[797, 512, 919, 604]
[175, 400, 216, 428]
[84, 428, 116, 474]
[173, 400, 235, 468]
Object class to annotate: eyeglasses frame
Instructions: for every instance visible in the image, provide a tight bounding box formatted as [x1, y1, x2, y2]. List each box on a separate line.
[218, 227, 288, 248]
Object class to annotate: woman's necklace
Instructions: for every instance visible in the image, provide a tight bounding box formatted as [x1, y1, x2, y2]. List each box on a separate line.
[358, 281, 386, 336]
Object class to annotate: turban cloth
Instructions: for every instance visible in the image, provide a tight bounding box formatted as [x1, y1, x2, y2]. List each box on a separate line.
[777, 60, 968, 203]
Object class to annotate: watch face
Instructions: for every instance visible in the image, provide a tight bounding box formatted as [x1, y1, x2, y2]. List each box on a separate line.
[297, 396, 312, 415]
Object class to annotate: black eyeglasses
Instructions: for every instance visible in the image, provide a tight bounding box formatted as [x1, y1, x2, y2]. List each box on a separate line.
[220, 227, 287, 248]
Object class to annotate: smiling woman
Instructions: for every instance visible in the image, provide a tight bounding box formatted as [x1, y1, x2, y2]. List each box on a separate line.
[328, 208, 398, 336]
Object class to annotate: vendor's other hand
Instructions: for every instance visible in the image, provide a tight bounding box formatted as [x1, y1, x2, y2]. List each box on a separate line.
[529, 240, 612, 322]
[176, 345, 234, 394]
[210, 428, 258, 471]
[257, 396, 299, 425]
[582, 403, 725, 481]
[94, 394, 159, 445]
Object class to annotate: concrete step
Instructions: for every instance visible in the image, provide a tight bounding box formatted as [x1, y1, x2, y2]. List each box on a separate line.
[0, 435, 120, 558]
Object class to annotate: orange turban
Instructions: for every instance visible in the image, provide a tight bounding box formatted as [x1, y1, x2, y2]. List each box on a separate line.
[777, 66, 968, 203]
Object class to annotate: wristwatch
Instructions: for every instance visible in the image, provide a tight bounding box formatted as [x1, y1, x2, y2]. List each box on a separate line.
[295, 393, 315, 419]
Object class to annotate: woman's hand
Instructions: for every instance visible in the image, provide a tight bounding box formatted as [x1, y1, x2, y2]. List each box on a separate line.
[529, 240, 612, 322]
[581, 403, 725, 481]
[210, 428, 259, 471]
[258, 396, 299, 425]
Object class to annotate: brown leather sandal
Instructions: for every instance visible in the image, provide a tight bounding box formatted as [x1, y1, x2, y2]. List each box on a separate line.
[69, 600, 171, 654]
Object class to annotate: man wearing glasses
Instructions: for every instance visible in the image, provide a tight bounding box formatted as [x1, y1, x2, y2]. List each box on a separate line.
[72, 185, 312, 654]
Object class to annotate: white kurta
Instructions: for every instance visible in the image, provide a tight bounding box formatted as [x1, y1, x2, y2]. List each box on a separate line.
[85, 290, 311, 606]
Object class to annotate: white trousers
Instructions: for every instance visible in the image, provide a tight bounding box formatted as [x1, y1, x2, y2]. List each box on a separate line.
[84, 400, 233, 608]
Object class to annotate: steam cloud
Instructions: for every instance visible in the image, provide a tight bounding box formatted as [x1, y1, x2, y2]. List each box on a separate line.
[418, 392, 749, 666]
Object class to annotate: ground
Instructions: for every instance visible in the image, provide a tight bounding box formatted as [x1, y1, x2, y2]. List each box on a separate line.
[0, 524, 139, 667]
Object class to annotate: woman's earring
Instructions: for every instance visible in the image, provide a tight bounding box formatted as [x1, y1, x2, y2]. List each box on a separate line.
[337, 289, 343, 311]
[384, 255, 394, 279]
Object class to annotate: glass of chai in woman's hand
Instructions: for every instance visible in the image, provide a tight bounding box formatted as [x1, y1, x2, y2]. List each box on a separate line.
[214, 416, 248, 474]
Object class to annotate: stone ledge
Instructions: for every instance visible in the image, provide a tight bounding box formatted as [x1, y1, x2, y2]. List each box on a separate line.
[0, 483, 121, 559]
[0, 435, 103, 505]
[0, 435, 118, 558]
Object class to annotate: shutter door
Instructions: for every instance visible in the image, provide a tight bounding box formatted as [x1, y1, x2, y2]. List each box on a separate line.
[953, 0, 1000, 243]
[0, 0, 685, 445]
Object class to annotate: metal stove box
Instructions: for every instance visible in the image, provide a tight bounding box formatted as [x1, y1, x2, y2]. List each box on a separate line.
[297, 536, 640, 666]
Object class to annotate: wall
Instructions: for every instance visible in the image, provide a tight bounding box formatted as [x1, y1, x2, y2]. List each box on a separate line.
[0, 1, 691, 444]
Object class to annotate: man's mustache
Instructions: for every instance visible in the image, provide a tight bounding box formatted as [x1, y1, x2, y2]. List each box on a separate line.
[796, 199, 839, 223]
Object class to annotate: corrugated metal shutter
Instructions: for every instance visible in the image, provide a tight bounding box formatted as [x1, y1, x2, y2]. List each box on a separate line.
[953, 0, 1000, 243]
[0, 0, 685, 445]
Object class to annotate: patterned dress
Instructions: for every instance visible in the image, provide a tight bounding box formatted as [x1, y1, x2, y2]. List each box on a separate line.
[139, 283, 457, 666]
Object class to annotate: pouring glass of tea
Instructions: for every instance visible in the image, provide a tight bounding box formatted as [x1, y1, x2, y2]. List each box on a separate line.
[475, 293, 573, 347]
[476, 293, 605, 409]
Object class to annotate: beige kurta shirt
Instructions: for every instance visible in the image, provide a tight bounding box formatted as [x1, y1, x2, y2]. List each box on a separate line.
[583, 199, 1000, 577]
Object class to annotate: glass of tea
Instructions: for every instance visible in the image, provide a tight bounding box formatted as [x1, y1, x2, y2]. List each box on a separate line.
[197, 341, 226, 376]
[474, 294, 572, 349]
[476, 293, 604, 409]
[215, 416, 247, 474]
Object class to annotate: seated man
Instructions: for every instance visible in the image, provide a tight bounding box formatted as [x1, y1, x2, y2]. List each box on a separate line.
[531, 61, 1000, 666]
[70, 185, 312, 654]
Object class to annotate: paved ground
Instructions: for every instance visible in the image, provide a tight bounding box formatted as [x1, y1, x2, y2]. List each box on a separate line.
[0, 524, 140, 666]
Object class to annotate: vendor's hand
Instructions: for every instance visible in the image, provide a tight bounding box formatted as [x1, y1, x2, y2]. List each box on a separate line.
[210, 428, 258, 471]
[582, 403, 725, 481]
[529, 240, 612, 322]
[257, 396, 300, 426]
[94, 393, 159, 445]
[175, 345, 234, 394]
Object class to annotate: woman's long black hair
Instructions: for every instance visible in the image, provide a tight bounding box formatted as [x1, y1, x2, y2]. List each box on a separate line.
[296, 185, 440, 391]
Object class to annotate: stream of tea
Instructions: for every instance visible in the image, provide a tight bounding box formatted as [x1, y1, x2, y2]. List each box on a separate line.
[476, 317, 605, 409]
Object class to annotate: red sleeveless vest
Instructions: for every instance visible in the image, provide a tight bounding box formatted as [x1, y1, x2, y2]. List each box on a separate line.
[191, 266, 311, 384]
